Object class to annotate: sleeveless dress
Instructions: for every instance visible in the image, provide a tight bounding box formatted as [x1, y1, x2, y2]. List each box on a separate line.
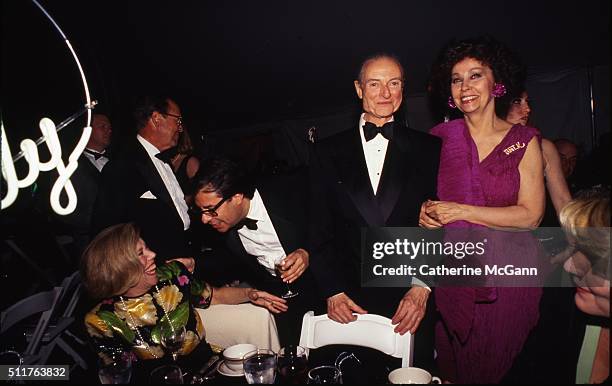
[430, 119, 543, 383]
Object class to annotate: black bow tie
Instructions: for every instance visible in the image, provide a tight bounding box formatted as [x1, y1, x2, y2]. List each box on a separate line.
[84, 149, 108, 160]
[155, 147, 178, 165]
[236, 217, 258, 231]
[362, 121, 394, 141]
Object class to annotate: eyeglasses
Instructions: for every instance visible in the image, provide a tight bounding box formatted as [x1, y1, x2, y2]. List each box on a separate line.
[189, 196, 229, 218]
[163, 112, 183, 130]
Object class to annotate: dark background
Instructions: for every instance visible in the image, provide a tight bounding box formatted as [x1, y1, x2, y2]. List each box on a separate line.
[1, 0, 610, 302]
[2, 0, 610, 136]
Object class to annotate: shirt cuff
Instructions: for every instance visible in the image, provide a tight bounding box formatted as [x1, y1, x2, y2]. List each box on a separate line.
[411, 277, 431, 291]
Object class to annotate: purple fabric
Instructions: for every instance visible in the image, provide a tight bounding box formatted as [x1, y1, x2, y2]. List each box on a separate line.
[431, 119, 543, 383]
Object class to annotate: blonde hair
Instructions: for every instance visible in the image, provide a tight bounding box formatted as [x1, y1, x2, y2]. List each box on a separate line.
[80, 223, 144, 299]
[559, 191, 610, 277]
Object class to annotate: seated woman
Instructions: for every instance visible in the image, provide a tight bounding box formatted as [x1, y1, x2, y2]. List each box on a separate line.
[560, 190, 610, 384]
[81, 223, 286, 379]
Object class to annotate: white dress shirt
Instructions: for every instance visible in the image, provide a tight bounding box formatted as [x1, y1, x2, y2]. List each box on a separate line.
[137, 135, 190, 230]
[358, 115, 431, 291]
[237, 190, 286, 275]
[83, 148, 110, 172]
[359, 113, 392, 195]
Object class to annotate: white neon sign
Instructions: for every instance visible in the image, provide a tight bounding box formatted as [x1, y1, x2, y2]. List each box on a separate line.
[0, 0, 94, 215]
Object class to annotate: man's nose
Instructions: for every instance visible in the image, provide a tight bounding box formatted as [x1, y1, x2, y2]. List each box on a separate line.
[201, 213, 211, 224]
[381, 84, 391, 98]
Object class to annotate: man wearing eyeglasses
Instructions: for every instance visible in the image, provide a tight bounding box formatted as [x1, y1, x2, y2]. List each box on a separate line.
[92, 96, 194, 269]
[189, 156, 317, 346]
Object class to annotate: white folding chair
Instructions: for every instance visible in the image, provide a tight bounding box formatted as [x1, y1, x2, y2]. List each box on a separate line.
[299, 311, 414, 367]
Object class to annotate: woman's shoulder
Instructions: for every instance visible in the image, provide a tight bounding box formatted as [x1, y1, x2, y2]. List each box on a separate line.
[510, 124, 542, 143]
[430, 118, 465, 138]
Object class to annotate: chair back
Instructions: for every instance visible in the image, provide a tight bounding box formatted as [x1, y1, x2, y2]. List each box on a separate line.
[299, 311, 413, 367]
[0, 288, 61, 359]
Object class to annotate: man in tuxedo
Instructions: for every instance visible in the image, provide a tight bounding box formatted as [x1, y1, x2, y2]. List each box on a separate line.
[190, 157, 317, 346]
[308, 54, 441, 369]
[92, 96, 194, 266]
[55, 113, 112, 260]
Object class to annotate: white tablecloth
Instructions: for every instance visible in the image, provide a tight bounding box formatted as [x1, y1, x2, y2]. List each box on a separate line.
[196, 303, 281, 352]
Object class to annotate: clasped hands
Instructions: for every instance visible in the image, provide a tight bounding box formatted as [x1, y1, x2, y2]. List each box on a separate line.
[326, 287, 429, 335]
[419, 199, 466, 229]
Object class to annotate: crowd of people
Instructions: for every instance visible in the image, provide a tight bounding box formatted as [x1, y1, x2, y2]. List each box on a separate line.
[7, 35, 607, 384]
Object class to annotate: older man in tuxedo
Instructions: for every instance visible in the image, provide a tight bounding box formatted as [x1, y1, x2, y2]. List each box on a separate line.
[92, 96, 194, 266]
[308, 54, 441, 369]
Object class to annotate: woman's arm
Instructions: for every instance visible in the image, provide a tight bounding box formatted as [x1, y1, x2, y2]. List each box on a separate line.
[186, 156, 200, 179]
[426, 136, 545, 229]
[542, 138, 572, 215]
[211, 286, 288, 314]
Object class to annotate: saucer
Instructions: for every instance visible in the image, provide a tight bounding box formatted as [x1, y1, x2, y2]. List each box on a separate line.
[217, 360, 244, 377]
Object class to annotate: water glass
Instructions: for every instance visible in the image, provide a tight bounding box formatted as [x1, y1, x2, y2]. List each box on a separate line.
[243, 349, 277, 384]
[98, 354, 132, 384]
[150, 365, 184, 384]
[307, 365, 342, 384]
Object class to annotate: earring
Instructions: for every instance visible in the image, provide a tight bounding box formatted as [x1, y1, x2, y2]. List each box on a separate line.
[492, 83, 507, 98]
[447, 96, 456, 109]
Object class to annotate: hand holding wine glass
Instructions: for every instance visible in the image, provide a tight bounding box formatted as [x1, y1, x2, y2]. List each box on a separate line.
[160, 323, 186, 362]
[274, 249, 309, 299]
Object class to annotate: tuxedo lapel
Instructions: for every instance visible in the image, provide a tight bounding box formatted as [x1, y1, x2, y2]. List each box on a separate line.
[79, 155, 103, 179]
[269, 214, 298, 255]
[226, 229, 249, 258]
[131, 142, 182, 224]
[334, 131, 385, 226]
[226, 228, 278, 285]
[376, 127, 412, 224]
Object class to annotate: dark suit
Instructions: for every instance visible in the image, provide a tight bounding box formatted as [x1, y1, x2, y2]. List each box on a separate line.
[309, 121, 441, 370]
[92, 138, 193, 262]
[54, 154, 105, 260]
[223, 171, 319, 346]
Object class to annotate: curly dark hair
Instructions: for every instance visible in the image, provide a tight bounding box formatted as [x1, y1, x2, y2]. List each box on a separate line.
[428, 35, 525, 118]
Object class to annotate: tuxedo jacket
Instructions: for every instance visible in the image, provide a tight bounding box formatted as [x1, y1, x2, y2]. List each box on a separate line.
[224, 170, 316, 296]
[92, 138, 192, 262]
[309, 122, 441, 302]
[57, 154, 103, 232]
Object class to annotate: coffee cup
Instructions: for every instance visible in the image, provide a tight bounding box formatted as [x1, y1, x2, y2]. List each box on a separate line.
[223, 343, 257, 372]
[388, 367, 441, 384]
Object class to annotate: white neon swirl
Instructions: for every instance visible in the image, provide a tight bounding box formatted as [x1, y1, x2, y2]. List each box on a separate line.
[1, 1, 93, 215]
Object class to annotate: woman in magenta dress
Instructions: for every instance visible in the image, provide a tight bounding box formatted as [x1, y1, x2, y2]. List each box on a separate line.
[421, 36, 546, 383]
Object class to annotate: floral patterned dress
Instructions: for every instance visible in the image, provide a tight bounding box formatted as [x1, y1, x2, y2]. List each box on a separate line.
[84, 261, 213, 363]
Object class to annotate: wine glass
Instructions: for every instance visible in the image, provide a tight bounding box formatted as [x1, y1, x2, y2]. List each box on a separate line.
[274, 256, 299, 299]
[160, 324, 186, 362]
[307, 366, 342, 384]
[98, 353, 132, 384]
[243, 349, 277, 384]
[150, 365, 184, 384]
[277, 345, 308, 384]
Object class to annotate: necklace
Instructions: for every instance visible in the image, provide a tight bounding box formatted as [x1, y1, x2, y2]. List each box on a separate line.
[119, 284, 176, 359]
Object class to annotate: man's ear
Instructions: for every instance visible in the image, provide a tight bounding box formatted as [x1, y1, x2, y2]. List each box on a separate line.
[150, 111, 161, 128]
[354, 80, 363, 99]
